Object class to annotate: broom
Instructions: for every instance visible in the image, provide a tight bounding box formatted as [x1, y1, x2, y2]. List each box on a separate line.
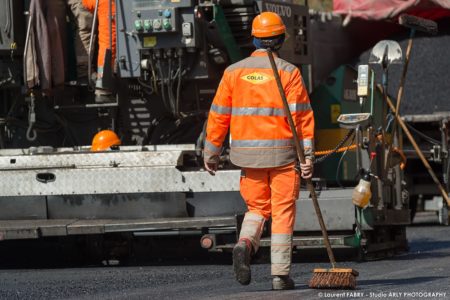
[266, 49, 359, 289]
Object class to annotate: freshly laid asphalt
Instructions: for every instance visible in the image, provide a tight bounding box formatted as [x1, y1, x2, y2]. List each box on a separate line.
[0, 213, 449, 300]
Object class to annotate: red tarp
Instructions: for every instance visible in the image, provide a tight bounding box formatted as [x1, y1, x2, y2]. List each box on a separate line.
[333, 0, 450, 21]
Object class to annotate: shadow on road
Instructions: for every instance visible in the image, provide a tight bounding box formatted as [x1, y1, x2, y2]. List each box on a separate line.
[0, 235, 358, 270]
[381, 238, 450, 261]
[0, 225, 445, 269]
[409, 240, 450, 252]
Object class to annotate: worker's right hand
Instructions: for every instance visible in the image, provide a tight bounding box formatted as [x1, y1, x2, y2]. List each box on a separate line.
[300, 158, 313, 179]
[204, 156, 219, 176]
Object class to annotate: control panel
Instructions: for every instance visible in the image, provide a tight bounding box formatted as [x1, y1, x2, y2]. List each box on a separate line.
[116, 0, 197, 78]
[133, 8, 179, 34]
[337, 113, 372, 129]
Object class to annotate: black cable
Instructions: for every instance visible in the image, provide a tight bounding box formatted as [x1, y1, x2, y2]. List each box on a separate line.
[336, 133, 356, 188]
[157, 58, 170, 113]
[405, 122, 441, 145]
[385, 112, 395, 133]
[176, 53, 183, 118]
[196, 119, 208, 157]
[6, 118, 62, 132]
[315, 129, 355, 164]
[171, 66, 180, 115]
[167, 56, 174, 114]
[137, 77, 154, 93]
[53, 114, 79, 146]
[5, 91, 20, 118]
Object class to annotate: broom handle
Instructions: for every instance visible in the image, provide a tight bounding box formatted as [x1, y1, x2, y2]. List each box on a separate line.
[267, 50, 337, 268]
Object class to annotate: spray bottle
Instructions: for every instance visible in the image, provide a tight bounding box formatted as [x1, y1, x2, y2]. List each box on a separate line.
[352, 170, 372, 208]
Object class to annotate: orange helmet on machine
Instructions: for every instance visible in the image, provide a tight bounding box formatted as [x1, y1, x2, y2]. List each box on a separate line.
[91, 130, 121, 151]
[252, 12, 286, 38]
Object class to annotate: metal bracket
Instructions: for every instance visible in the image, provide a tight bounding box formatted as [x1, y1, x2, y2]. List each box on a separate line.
[432, 145, 442, 163]
[25, 93, 37, 141]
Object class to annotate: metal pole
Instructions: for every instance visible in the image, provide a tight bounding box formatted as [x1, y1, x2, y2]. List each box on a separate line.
[356, 125, 362, 172]
[442, 120, 449, 192]
[23, 10, 33, 89]
[88, 0, 100, 90]
[109, 0, 112, 51]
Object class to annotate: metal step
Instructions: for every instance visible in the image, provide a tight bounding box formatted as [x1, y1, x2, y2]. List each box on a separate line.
[0, 216, 238, 241]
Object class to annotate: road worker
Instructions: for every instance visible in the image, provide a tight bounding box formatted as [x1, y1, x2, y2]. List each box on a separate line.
[91, 129, 121, 151]
[203, 12, 315, 290]
[82, 0, 116, 103]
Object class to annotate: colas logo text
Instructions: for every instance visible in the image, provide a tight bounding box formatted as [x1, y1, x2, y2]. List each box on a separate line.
[241, 72, 274, 85]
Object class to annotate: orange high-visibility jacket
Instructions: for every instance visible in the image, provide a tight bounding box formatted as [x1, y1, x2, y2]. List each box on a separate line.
[204, 49, 315, 168]
[82, 0, 116, 75]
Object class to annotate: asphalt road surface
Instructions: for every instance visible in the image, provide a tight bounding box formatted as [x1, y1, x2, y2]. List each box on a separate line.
[0, 215, 449, 300]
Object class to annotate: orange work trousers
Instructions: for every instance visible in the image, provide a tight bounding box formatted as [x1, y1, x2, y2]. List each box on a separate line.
[240, 162, 300, 234]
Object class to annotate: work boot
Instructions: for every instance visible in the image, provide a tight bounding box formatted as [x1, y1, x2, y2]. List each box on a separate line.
[272, 275, 295, 290]
[232, 238, 252, 285]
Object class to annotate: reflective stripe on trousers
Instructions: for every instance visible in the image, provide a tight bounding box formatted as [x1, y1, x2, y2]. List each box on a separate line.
[238, 212, 265, 253]
[271, 233, 292, 275]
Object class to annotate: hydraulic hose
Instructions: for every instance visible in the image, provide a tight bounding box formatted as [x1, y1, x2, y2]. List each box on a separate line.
[167, 55, 175, 114]
[156, 55, 170, 113]
[176, 53, 183, 118]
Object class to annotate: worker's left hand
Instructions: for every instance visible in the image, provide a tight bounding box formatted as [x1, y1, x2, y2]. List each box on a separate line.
[300, 158, 313, 179]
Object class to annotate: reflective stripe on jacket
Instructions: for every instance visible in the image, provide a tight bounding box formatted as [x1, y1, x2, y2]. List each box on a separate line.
[204, 49, 315, 168]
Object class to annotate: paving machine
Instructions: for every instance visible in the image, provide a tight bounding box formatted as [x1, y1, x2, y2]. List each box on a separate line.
[0, 0, 411, 261]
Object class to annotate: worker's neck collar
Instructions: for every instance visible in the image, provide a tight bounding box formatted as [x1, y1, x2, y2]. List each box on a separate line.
[251, 49, 279, 57]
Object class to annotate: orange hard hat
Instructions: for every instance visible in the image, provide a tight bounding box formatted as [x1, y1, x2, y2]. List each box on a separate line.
[251, 12, 286, 38]
[91, 130, 121, 151]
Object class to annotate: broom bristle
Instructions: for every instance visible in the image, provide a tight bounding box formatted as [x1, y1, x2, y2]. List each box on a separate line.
[309, 269, 358, 289]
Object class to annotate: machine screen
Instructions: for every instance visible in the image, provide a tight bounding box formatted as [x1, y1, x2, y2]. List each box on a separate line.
[337, 113, 372, 129]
